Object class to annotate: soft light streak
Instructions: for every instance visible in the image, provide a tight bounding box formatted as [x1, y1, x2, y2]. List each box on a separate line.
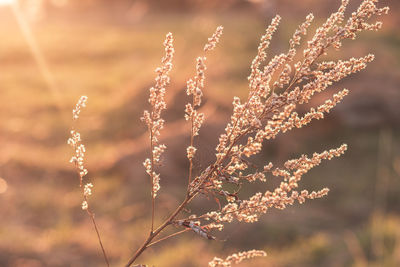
[10, 2, 65, 115]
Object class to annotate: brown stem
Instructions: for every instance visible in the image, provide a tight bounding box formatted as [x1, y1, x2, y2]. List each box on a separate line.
[71, 141, 110, 267]
[149, 119, 155, 234]
[88, 210, 110, 267]
[125, 194, 194, 266]
[147, 229, 191, 248]
[187, 96, 195, 193]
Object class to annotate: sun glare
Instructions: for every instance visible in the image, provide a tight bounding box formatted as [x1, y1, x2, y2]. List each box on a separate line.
[0, 0, 14, 6]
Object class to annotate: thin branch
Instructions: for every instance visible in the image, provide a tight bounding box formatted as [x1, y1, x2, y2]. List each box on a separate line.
[71, 140, 110, 266]
[150, 123, 155, 234]
[187, 95, 195, 193]
[146, 229, 191, 248]
[88, 210, 110, 267]
[125, 194, 194, 266]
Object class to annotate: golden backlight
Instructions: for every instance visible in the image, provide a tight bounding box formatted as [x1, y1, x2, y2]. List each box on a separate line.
[0, 0, 13, 5]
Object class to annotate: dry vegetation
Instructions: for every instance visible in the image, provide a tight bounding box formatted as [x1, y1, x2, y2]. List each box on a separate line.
[0, 0, 399, 266]
[68, 1, 391, 266]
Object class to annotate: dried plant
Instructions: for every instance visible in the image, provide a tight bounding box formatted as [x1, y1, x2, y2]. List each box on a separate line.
[68, 0, 388, 266]
[68, 96, 110, 266]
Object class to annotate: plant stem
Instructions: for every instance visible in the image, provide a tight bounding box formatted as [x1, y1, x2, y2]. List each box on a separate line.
[88, 211, 110, 267]
[125, 195, 193, 266]
[187, 94, 196, 193]
[147, 229, 191, 248]
[149, 120, 155, 234]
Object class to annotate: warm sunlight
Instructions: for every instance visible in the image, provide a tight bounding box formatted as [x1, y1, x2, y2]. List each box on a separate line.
[0, 1, 396, 266]
[0, 0, 13, 6]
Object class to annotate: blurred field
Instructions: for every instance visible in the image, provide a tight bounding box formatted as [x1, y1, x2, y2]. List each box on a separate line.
[0, 0, 399, 266]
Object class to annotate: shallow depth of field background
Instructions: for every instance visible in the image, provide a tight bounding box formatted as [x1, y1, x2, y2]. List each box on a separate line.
[0, 0, 399, 266]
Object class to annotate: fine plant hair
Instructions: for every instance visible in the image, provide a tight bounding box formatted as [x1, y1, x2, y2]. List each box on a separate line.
[68, 0, 388, 266]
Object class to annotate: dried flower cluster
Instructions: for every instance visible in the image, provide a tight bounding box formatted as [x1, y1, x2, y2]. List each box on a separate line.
[205, 145, 347, 224]
[129, 1, 387, 266]
[141, 32, 175, 199]
[208, 250, 267, 267]
[68, 1, 389, 266]
[204, 26, 224, 52]
[68, 96, 91, 208]
[185, 26, 224, 191]
[68, 96, 110, 266]
[72, 95, 88, 120]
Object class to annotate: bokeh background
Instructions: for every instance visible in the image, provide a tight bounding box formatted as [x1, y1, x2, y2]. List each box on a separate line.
[0, 0, 399, 266]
